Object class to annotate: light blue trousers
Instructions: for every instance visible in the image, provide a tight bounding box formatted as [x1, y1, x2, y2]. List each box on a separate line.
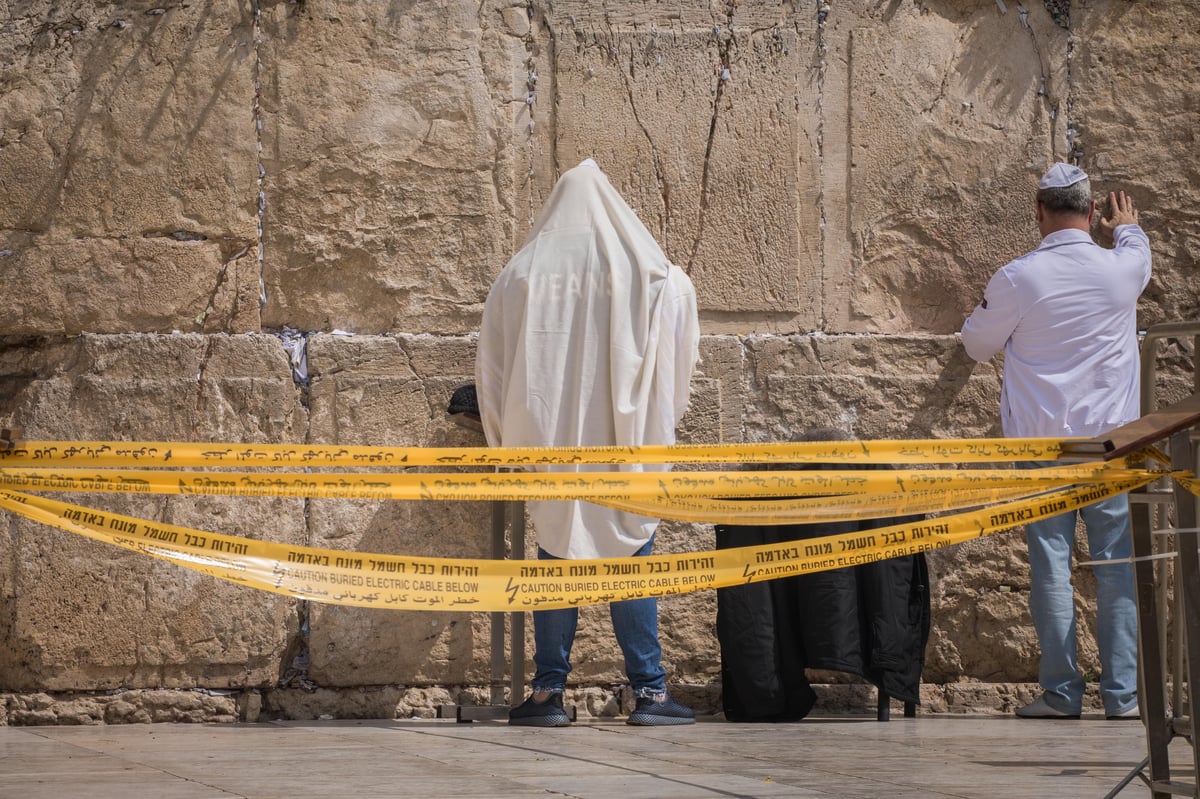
[529, 537, 667, 698]
[1025, 492, 1139, 716]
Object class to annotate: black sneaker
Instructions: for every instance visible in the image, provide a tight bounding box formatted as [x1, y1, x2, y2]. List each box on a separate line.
[509, 692, 572, 727]
[627, 693, 695, 726]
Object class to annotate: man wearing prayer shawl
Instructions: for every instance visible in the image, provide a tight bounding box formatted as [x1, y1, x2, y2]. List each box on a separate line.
[476, 159, 701, 726]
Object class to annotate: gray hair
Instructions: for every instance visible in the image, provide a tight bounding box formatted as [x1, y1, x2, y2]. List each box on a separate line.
[1036, 179, 1092, 217]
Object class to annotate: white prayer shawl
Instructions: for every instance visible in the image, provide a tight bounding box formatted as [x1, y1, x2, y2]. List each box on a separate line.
[476, 161, 700, 559]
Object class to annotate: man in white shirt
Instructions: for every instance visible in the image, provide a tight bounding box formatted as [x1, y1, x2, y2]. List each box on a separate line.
[961, 163, 1151, 720]
[476, 160, 701, 726]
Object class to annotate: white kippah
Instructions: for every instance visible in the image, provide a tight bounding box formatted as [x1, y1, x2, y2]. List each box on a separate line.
[579, 158, 600, 170]
[1039, 163, 1088, 189]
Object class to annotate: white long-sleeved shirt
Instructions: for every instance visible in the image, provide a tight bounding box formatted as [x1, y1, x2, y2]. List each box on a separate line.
[961, 225, 1151, 438]
[475, 162, 701, 558]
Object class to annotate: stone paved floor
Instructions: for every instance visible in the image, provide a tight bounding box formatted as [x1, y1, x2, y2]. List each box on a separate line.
[0, 713, 1192, 798]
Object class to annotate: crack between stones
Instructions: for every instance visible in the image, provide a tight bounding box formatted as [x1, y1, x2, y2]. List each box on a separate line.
[1014, 7, 1060, 162]
[686, 13, 736, 275]
[245, 2, 312, 696]
[524, 1, 540, 226]
[815, 0, 828, 330]
[194, 245, 252, 332]
[620, 41, 671, 245]
[251, 0, 267, 316]
[1063, 18, 1078, 163]
[191, 336, 217, 439]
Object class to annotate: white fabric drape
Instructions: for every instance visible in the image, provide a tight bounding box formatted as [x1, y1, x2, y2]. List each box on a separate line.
[476, 161, 700, 558]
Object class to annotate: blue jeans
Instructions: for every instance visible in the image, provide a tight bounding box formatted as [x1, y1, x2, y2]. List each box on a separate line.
[530, 537, 667, 698]
[1025, 491, 1138, 716]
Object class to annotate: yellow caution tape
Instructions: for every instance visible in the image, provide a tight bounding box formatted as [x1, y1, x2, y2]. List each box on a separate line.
[593, 485, 1074, 525]
[0, 462, 1142, 499]
[0, 462, 1151, 527]
[1175, 474, 1200, 497]
[0, 471, 1158, 611]
[0, 437, 1189, 610]
[0, 437, 1079, 468]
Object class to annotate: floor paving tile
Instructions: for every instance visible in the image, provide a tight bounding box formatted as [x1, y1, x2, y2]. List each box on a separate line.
[0, 713, 1185, 799]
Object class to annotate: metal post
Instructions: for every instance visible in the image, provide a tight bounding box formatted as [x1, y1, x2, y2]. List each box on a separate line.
[1130, 484, 1175, 798]
[489, 499, 507, 706]
[1170, 429, 1200, 792]
[1128, 321, 1200, 796]
[509, 500, 526, 705]
[438, 494, 525, 721]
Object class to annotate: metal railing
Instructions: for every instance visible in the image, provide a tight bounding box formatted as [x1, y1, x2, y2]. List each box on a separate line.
[1111, 321, 1200, 798]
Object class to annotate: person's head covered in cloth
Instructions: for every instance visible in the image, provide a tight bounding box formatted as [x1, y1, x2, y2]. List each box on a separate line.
[475, 159, 701, 726]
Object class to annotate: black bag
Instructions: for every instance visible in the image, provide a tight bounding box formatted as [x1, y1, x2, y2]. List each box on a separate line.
[447, 384, 482, 432]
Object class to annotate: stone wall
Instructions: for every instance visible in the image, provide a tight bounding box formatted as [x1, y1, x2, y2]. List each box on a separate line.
[0, 0, 1196, 722]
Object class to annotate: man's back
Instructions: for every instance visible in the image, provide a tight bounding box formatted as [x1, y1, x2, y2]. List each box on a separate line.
[962, 224, 1150, 438]
[960, 167, 1147, 723]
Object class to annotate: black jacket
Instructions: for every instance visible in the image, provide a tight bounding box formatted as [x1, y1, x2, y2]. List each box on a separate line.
[715, 513, 930, 722]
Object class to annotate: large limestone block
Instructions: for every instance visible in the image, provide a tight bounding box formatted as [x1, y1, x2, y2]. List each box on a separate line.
[549, 3, 820, 325]
[0, 2, 260, 333]
[679, 335, 746, 445]
[925, 536, 1041, 684]
[302, 333, 495, 687]
[0, 333, 304, 691]
[915, 551, 1038, 682]
[822, 1, 1068, 334]
[741, 333, 1001, 440]
[1071, 1, 1200, 329]
[0, 235, 260, 335]
[301, 485, 495, 689]
[258, 1, 525, 334]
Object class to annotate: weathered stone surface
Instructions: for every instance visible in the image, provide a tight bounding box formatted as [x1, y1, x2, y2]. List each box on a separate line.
[0, 236, 260, 335]
[1071, 1, 1200, 330]
[682, 336, 747, 444]
[925, 537, 1042, 685]
[740, 334, 1002, 441]
[257, 1, 524, 334]
[826, 1, 1070, 334]
[262, 685, 458, 722]
[0, 0, 1197, 724]
[7, 680, 1126, 723]
[301, 333, 495, 687]
[550, 3, 821, 325]
[0, 2, 260, 334]
[1, 689, 239, 725]
[259, 682, 725, 721]
[0, 334, 304, 691]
